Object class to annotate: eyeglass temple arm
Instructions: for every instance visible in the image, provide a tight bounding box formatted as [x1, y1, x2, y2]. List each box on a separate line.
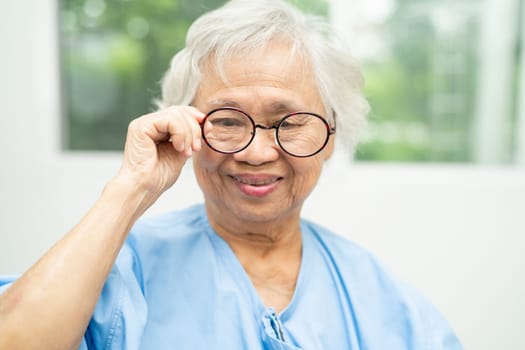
[329, 110, 337, 134]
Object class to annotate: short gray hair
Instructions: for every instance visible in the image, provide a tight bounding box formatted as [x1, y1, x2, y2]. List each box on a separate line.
[159, 0, 369, 151]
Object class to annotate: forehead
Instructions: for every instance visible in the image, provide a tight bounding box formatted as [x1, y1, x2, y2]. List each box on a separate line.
[193, 41, 324, 113]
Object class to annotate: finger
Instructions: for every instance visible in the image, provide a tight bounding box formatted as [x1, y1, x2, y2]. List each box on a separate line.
[168, 123, 187, 154]
[135, 107, 204, 156]
[192, 126, 202, 152]
[166, 106, 204, 155]
[188, 113, 203, 153]
[129, 114, 170, 144]
[184, 106, 206, 124]
[147, 110, 188, 151]
[165, 105, 205, 125]
[167, 110, 194, 156]
[181, 115, 195, 157]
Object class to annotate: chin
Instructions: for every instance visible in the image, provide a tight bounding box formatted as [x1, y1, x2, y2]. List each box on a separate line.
[221, 199, 301, 225]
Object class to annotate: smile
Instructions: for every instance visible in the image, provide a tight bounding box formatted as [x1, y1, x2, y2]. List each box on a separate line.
[230, 174, 283, 197]
[232, 175, 282, 186]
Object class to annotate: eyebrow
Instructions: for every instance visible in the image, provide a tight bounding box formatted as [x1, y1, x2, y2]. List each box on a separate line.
[206, 99, 241, 109]
[267, 101, 303, 114]
[206, 99, 305, 114]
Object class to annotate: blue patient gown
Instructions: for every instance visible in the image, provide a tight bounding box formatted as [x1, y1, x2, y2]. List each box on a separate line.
[0, 204, 462, 349]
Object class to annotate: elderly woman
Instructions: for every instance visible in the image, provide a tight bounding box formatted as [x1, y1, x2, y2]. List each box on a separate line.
[0, 1, 462, 349]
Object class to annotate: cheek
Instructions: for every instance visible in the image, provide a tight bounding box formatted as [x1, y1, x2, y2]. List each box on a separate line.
[192, 149, 225, 187]
[289, 157, 325, 193]
[194, 148, 220, 171]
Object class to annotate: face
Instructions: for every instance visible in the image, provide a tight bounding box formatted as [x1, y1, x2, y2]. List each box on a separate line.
[192, 41, 334, 229]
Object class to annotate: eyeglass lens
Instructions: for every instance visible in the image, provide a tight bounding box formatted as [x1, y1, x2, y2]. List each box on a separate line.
[202, 108, 330, 157]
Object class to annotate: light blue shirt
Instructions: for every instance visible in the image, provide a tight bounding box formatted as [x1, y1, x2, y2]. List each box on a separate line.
[1, 204, 462, 349]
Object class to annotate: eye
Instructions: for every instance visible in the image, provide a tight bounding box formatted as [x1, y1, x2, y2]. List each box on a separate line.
[211, 117, 245, 128]
[281, 122, 301, 130]
[280, 115, 309, 129]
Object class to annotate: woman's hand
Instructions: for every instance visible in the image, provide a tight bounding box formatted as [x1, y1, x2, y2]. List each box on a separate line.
[0, 106, 204, 349]
[118, 106, 205, 197]
[0, 106, 206, 350]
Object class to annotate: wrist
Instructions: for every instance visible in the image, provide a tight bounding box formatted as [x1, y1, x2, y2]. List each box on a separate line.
[103, 174, 160, 221]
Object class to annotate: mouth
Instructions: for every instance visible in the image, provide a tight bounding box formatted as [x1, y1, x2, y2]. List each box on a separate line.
[232, 175, 282, 186]
[230, 174, 283, 197]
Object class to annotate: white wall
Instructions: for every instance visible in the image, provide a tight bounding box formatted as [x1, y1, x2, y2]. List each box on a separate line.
[1, 1, 524, 349]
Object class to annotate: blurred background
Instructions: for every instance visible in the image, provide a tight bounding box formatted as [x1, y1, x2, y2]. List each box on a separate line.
[1, 0, 524, 349]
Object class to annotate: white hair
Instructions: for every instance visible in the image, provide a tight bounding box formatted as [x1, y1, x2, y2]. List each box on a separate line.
[159, 0, 370, 151]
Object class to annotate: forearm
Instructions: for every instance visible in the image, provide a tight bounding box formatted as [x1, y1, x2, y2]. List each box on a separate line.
[0, 175, 156, 350]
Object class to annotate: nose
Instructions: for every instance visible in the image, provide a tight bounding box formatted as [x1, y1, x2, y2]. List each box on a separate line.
[233, 126, 279, 165]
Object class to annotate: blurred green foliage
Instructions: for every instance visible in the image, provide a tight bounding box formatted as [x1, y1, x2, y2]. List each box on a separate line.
[355, 0, 480, 162]
[61, 0, 328, 150]
[62, 0, 512, 163]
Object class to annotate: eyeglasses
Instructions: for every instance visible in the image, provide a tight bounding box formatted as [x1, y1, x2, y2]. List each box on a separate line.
[201, 107, 336, 158]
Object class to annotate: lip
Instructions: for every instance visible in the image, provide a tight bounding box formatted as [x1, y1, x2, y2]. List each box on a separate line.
[230, 174, 283, 198]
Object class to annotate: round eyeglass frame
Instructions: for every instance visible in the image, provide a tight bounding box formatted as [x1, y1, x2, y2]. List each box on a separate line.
[200, 107, 336, 158]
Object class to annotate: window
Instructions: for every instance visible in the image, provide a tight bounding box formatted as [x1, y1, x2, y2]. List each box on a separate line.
[60, 0, 524, 164]
[332, 0, 524, 163]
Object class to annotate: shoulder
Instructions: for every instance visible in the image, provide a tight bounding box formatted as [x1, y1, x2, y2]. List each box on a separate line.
[95, 204, 211, 309]
[125, 204, 209, 255]
[301, 219, 463, 349]
[302, 219, 407, 299]
[120, 203, 211, 284]
[130, 203, 207, 239]
[86, 204, 211, 348]
[302, 220, 434, 310]
[301, 219, 378, 270]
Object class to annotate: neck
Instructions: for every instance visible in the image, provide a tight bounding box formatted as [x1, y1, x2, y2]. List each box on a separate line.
[205, 203, 303, 312]
[205, 202, 303, 258]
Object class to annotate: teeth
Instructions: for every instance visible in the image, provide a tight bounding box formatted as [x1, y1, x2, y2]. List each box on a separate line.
[234, 176, 278, 186]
